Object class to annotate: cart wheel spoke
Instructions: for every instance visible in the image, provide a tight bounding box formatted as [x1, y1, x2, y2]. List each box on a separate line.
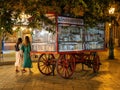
[38, 54, 55, 75]
[92, 54, 100, 73]
[65, 68, 70, 77]
[40, 64, 46, 71]
[56, 54, 75, 79]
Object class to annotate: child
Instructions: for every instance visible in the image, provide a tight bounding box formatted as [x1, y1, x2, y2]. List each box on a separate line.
[14, 38, 22, 73]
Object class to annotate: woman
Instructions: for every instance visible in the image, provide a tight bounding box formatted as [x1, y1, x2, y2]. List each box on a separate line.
[15, 37, 22, 73]
[21, 36, 32, 73]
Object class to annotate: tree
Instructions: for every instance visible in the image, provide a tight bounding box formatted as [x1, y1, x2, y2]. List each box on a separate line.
[1, 0, 119, 31]
[0, 0, 120, 57]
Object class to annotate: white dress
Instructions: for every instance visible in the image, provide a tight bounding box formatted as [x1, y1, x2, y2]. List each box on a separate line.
[15, 44, 22, 67]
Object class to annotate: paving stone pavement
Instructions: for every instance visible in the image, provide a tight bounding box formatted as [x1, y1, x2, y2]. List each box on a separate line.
[0, 48, 120, 90]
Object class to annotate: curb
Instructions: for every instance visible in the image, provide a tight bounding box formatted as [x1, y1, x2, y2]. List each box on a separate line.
[0, 60, 38, 66]
[0, 61, 14, 66]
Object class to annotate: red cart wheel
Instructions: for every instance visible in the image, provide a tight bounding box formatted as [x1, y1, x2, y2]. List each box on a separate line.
[56, 54, 76, 79]
[38, 54, 55, 75]
[92, 54, 100, 73]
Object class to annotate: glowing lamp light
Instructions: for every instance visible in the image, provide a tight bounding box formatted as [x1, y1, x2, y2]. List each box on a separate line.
[109, 7, 115, 14]
[29, 28, 32, 31]
[12, 26, 17, 31]
[109, 23, 111, 26]
[21, 27, 26, 31]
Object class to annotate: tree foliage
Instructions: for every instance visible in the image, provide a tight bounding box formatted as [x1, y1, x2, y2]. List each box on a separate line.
[0, 0, 120, 34]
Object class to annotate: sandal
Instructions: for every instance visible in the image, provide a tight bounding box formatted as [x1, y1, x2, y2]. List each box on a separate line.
[22, 69, 27, 73]
[16, 70, 19, 73]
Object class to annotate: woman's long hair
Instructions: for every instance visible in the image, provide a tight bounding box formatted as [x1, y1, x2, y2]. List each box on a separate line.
[17, 38, 22, 45]
[24, 36, 30, 46]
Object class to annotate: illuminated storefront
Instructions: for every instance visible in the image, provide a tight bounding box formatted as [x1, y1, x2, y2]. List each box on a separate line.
[3, 13, 32, 50]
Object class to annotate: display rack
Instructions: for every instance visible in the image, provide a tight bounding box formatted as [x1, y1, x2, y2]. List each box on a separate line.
[31, 15, 105, 53]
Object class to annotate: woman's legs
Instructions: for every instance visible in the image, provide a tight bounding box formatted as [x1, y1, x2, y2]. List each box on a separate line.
[15, 66, 19, 72]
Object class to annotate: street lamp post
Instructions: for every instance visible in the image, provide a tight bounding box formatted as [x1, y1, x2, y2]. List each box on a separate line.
[108, 7, 115, 59]
[108, 23, 114, 59]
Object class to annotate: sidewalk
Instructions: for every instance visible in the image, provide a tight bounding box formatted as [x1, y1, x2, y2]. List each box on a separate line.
[0, 50, 15, 65]
[0, 50, 38, 65]
[0, 48, 120, 90]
